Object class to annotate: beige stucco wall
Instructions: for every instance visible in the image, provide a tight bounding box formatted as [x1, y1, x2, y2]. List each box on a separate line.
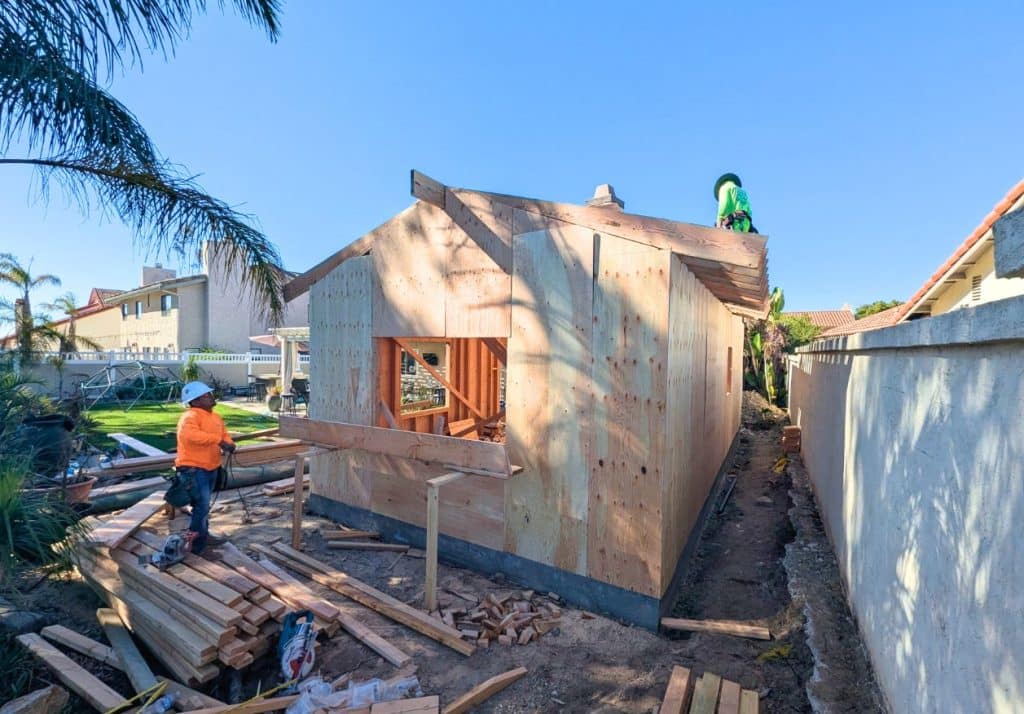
[789, 295, 1024, 714]
[72, 307, 123, 350]
[119, 289, 180, 353]
[176, 283, 208, 350]
[930, 244, 1024, 315]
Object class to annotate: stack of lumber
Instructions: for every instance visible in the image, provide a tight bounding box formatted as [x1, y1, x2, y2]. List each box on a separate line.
[659, 666, 759, 714]
[321, 525, 409, 553]
[781, 425, 801, 454]
[262, 474, 310, 496]
[430, 590, 561, 648]
[70, 494, 356, 685]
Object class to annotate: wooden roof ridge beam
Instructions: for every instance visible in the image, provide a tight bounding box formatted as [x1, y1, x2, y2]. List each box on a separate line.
[411, 170, 512, 273]
[482, 190, 767, 270]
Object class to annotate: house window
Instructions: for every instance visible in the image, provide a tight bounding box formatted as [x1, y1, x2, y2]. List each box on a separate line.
[121, 303, 129, 320]
[160, 294, 174, 315]
[400, 352, 417, 375]
[135, 300, 143, 319]
[971, 276, 982, 302]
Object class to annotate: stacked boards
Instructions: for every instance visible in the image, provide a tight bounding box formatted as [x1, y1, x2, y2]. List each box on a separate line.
[659, 666, 759, 714]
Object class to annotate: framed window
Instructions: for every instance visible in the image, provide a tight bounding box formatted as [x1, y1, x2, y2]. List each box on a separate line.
[400, 352, 417, 375]
[135, 301, 143, 319]
[121, 303, 129, 320]
[160, 294, 174, 315]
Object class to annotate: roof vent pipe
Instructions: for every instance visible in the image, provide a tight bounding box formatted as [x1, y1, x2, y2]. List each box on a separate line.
[586, 184, 624, 211]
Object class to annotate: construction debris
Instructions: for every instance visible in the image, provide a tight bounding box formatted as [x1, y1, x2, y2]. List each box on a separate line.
[781, 425, 801, 453]
[428, 590, 562, 647]
[442, 667, 527, 714]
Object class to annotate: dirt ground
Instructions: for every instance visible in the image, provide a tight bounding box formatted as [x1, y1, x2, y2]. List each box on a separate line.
[3, 391, 884, 713]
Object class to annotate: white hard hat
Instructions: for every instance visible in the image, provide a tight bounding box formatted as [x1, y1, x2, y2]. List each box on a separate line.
[181, 381, 214, 406]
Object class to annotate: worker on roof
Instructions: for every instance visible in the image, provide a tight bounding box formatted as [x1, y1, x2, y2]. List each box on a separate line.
[174, 381, 235, 554]
[714, 173, 757, 233]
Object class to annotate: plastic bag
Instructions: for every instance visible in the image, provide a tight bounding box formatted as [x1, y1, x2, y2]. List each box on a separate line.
[285, 678, 349, 714]
[346, 675, 422, 707]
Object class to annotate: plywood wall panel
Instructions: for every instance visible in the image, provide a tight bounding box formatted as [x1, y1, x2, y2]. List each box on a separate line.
[371, 203, 449, 337]
[586, 235, 670, 597]
[445, 193, 512, 338]
[505, 216, 595, 575]
[309, 256, 376, 507]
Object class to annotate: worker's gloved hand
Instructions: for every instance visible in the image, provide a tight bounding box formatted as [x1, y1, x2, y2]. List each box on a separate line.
[220, 441, 236, 454]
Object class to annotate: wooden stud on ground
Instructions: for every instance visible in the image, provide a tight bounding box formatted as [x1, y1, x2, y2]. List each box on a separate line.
[40, 625, 122, 669]
[660, 618, 771, 641]
[327, 541, 409, 552]
[97, 607, 158, 694]
[658, 665, 693, 714]
[425, 471, 467, 612]
[15, 633, 126, 712]
[718, 679, 742, 714]
[442, 666, 527, 714]
[688, 673, 722, 714]
[739, 689, 760, 714]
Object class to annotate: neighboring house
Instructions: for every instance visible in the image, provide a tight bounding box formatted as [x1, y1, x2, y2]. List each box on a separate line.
[283, 172, 769, 627]
[898, 179, 1024, 320]
[105, 244, 309, 354]
[819, 304, 903, 337]
[0, 287, 123, 352]
[784, 308, 855, 331]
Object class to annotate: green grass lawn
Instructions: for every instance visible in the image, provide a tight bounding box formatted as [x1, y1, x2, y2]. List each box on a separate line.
[85, 403, 278, 453]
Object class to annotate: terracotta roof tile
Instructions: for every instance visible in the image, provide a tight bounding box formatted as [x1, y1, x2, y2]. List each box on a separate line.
[784, 309, 855, 329]
[898, 179, 1024, 321]
[820, 305, 903, 336]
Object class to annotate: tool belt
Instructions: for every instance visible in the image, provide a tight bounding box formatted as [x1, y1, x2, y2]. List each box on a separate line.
[722, 210, 758, 234]
[165, 468, 194, 508]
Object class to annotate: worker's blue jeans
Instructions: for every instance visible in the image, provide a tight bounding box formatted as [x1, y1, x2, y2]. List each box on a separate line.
[181, 467, 217, 554]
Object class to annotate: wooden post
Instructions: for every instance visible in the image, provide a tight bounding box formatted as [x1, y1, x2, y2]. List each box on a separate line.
[291, 454, 305, 550]
[424, 471, 468, 611]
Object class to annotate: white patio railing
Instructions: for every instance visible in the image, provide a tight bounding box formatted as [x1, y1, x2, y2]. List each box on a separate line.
[41, 351, 309, 365]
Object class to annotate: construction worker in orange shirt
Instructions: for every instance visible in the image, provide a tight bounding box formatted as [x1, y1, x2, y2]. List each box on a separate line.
[174, 381, 235, 554]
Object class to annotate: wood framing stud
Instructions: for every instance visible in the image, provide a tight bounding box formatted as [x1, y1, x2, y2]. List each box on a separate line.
[291, 454, 306, 550]
[425, 471, 468, 611]
[411, 169, 446, 209]
[659, 665, 694, 714]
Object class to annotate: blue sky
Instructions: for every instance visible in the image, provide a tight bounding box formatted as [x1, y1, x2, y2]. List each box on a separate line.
[2, 1, 1023, 313]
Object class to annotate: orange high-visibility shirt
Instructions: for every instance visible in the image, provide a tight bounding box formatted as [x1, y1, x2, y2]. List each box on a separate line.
[175, 407, 233, 470]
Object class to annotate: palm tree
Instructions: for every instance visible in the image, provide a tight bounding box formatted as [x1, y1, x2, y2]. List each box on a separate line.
[0, 1, 286, 321]
[0, 254, 61, 363]
[42, 291, 101, 356]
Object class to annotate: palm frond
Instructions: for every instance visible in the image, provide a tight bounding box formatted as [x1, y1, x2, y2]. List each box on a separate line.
[0, 27, 159, 164]
[1, 155, 285, 321]
[0, 0, 281, 80]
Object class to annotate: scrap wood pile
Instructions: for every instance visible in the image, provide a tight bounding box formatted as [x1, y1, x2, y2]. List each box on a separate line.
[660, 665, 760, 714]
[430, 589, 562, 648]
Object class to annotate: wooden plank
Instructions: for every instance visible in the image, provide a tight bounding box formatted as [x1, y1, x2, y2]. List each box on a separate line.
[216, 543, 340, 623]
[123, 536, 243, 607]
[250, 549, 411, 668]
[40, 625, 122, 669]
[180, 695, 300, 714]
[717, 680, 741, 714]
[82, 440, 306, 479]
[442, 666, 527, 714]
[739, 690, 759, 714]
[327, 541, 409, 552]
[0, 684, 69, 714]
[231, 426, 280, 442]
[89, 476, 168, 500]
[85, 492, 167, 549]
[425, 477, 441, 612]
[660, 618, 770, 641]
[282, 416, 512, 478]
[372, 696, 440, 713]
[411, 169, 446, 208]
[132, 529, 260, 595]
[659, 666, 693, 714]
[379, 399, 400, 429]
[265, 543, 474, 656]
[108, 432, 167, 456]
[688, 673, 721, 714]
[292, 455, 305, 549]
[447, 417, 479, 440]
[394, 338, 486, 420]
[97, 607, 158, 694]
[262, 475, 310, 497]
[321, 530, 380, 540]
[15, 634, 125, 712]
[586, 236, 670, 596]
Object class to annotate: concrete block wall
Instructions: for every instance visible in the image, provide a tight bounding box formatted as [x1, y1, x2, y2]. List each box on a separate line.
[789, 294, 1024, 714]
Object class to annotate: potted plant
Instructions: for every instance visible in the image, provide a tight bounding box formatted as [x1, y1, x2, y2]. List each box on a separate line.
[265, 382, 283, 413]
